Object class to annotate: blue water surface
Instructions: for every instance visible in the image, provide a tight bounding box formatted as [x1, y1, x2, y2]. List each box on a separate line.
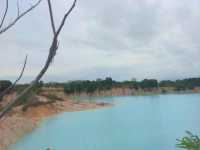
[9, 93, 200, 150]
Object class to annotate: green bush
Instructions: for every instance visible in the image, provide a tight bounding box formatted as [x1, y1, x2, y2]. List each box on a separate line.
[0, 80, 12, 92]
[16, 81, 44, 106]
[45, 94, 63, 101]
[177, 131, 200, 150]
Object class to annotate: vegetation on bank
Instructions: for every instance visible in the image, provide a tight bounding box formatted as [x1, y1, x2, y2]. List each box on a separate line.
[49, 77, 200, 95]
[0, 80, 12, 93]
[177, 131, 200, 150]
[1, 77, 200, 96]
[0, 77, 200, 110]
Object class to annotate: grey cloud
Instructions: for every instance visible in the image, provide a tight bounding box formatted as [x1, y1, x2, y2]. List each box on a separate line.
[75, 0, 162, 52]
[1, 0, 200, 82]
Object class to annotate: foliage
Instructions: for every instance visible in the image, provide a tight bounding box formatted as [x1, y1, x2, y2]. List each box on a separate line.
[175, 78, 200, 90]
[159, 78, 200, 91]
[140, 79, 158, 89]
[45, 77, 200, 95]
[63, 77, 158, 94]
[16, 81, 44, 106]
[64, 80, 100, 94]
[0, 80, 12, 92]
[44, 94, 63, 101]
[177, 131, 200, 150]
[159, 80, 176, 87]
[9, 77, 200, 96]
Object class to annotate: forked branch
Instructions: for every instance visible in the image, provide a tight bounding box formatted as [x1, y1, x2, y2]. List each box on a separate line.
[0, 0, 8, 29]
[0, 0, 41, 99]
[0, 0, 77, 119]
[0, 0, 42, 35]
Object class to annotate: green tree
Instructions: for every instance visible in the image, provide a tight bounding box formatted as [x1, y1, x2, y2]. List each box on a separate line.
[159, 80, 175, 87]
[140, 79, 158, 89]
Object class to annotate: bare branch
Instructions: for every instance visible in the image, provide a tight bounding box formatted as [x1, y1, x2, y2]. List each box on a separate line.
[47, 0, 56, 35]
[0, 55, 28, 101]
[17, 0, 20, 17]
[56, 0, 77, 36]
[0, 0, 77, 119]
[0, 0, 9, 29]
[0, 0, 42, 35]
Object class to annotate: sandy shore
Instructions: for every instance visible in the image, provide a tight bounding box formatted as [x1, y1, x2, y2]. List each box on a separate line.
[0, 96, 111, 150]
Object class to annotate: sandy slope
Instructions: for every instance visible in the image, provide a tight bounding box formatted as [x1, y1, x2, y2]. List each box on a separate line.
[0, 92, 110, 150]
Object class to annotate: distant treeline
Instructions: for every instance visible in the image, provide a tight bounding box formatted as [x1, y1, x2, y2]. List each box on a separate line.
[1, 77, 200, 94]
[46, 77, 200, 94]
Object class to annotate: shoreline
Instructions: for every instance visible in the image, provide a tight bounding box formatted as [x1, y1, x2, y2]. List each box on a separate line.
[1, 88, 200, 150]
[0, 98, 112, 150]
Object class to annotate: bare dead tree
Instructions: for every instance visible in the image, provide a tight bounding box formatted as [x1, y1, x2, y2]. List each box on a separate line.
[0, 0, 42, 100]
[0, 55, 27, 101]
[0, 0, 77, 119]
[0, 0, 42, 35]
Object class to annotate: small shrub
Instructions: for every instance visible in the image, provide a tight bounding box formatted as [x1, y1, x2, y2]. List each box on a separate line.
[45, 94, 63, 101]
[177, 131, 200, 150]
[161, 89, 167, 93]
[0, 80, 12, 92]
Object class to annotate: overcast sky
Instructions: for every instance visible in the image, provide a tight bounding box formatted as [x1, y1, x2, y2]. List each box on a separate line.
[0, 0, 200, 82]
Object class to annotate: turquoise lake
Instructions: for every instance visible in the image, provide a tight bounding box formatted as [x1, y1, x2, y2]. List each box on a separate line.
[9, 93, 200, 150]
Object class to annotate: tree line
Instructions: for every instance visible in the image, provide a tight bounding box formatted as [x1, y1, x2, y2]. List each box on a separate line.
[1, 77, 200, 95]
[28, 77, 200, 94]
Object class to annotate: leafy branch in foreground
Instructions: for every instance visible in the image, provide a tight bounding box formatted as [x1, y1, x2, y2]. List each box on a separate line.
[177, 131, 200, 150]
